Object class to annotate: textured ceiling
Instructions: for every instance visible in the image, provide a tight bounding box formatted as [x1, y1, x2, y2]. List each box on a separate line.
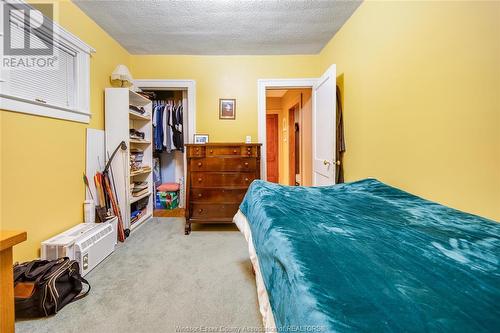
[73, 0, 362, 55]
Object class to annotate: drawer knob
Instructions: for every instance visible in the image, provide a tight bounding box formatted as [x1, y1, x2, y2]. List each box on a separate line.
[245, 177, 249, 182]
[196, 148, 199, 151]
[244, 162, 249, 166]
[233, 149, 237, 153]
[198, 193, 202, 198]
[247, 152, 251, 155]
[247, 147, 251, 151]
[198, 178, 202, 182]
[197, 162, 202, 167]
[210, 149, 213, 153]
[198, 208, 203, 214]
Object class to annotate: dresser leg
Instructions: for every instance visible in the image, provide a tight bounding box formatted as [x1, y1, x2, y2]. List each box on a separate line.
[185, 220, 192, 235]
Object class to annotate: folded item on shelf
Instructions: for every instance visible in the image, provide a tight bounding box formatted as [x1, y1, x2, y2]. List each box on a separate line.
[130, 209, 145, 224]
[130, 162, 143, 171]
[157, 182, 180, 192]
[133, 181, 148, 188]
[129, 129, 145, 140]
[130, 166, 151, 174]
[130, 155, 143, 163]
[134, 197, 149, 210]
[132, 188, 149, 197]
[129, 105, 146, 114]
[137, 91, 155, 100]
[133, 185, 148, 191]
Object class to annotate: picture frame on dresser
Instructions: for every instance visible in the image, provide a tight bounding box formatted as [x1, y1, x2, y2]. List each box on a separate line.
[194, 134, 209, 144]
[184, 143, 262, 235]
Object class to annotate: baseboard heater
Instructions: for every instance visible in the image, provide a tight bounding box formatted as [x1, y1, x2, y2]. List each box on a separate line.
[41, 218, 117, 276]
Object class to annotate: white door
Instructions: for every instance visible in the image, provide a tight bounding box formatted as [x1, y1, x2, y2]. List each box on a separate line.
[312, 65, 336, 186]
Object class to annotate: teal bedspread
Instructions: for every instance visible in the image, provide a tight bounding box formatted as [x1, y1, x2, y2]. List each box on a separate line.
[239, 179, 499, 332]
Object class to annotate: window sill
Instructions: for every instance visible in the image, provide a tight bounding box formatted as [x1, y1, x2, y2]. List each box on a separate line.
[0, 94, 90, 123]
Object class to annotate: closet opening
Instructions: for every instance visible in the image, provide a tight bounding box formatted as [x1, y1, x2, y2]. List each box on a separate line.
[134, 80, 196, 219]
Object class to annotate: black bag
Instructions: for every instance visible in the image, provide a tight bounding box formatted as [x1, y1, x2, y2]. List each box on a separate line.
[14, 257, 91, 318]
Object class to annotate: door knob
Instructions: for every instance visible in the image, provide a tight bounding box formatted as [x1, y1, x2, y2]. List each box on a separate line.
[323, 160, 331, 166]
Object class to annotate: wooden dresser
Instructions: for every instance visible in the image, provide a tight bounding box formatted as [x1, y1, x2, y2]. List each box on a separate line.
[185, 143, 261, 234]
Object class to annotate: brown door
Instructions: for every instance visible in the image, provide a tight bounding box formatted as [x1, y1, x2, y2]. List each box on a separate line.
[266, 114, 279, 183]
[288, 106, 296, 185]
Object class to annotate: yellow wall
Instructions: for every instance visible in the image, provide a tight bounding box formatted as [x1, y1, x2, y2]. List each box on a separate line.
[318, 1, 500, 220]
[1, 0, 131, 261]
[130, 55, 319, 143]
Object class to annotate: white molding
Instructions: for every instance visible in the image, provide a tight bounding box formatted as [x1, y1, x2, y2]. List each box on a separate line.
[257, 78, 318, 181]
[0, 95, 90, 122]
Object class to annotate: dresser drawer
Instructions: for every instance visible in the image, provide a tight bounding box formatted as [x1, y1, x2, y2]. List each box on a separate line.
[191, 172, 256, 187]
[187, 146, 205, 157]
[190, 203, 240, 219]
[241, 146, 258, 157]
[191, 188, 247, 203]
[206, 146, 242, 156]
[190, 157, 256, 172]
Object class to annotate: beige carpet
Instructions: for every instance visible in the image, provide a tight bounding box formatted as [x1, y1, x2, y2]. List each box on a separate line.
[16, 218, 262, 333]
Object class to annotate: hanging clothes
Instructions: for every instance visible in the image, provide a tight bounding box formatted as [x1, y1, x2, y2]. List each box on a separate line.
[152, 99, 184, 153]
[172, 101, 184, 152]
[168, 102, 175, 152]
[153, 102, 164, 152]
[163, 102, 172, 153]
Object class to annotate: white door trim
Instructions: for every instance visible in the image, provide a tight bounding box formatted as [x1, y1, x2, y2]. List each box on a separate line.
[133, 79, 196, 143]
[133, 79, 196, 209]
[257, 78, 318, 181]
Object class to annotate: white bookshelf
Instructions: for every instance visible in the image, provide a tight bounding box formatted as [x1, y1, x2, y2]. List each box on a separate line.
[105, 88, 153, 231]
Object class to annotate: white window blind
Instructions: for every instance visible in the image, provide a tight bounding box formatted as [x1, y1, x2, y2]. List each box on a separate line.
[4, 17, 77, 109]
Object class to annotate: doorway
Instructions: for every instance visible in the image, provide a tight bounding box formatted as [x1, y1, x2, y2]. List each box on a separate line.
[265, 88, 312, 186]
[258, 65, 338, 186]
[133, 80, 196, 217]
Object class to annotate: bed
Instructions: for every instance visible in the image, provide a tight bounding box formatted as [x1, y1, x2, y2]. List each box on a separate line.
[234, 179, 499, 332]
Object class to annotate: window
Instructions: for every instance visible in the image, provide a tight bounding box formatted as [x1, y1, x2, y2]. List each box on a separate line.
[0, 1, 94, 123]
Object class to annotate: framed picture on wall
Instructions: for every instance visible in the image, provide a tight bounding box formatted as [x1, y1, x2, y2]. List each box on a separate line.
[219, 99, 236, 120]
[194, 134, 209, 144]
